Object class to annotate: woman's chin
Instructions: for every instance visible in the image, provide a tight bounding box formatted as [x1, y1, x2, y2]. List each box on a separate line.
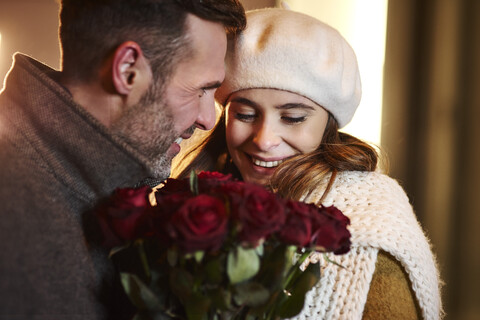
[242, 170, 273, 186]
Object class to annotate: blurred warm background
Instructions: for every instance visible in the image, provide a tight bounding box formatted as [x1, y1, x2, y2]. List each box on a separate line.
[1, 0, 479, 319]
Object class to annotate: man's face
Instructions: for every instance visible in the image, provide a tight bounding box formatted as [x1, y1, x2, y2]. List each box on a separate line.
[162, 14, 227, 144]
[112, 14, 227, 179]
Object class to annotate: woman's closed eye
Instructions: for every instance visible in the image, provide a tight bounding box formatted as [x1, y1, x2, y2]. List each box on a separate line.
[235, 113, 257, 122]
[282, 115, 307, 124]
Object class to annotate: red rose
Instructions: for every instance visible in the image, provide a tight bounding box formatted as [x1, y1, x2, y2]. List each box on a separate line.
[138, 192, 192, 244]
[226, 183, 286, 246]
[154, 192, 191, 216]
[310, 205, 351, 254]
[157, 178, 191, 195]
[197, 171, 233, 181]
[96, 186, 152, 247]
[165, 194, 228, 253]
[277, 200, 315, 247]
[159, 171, 233, 196]
[197, 171, 234, 193]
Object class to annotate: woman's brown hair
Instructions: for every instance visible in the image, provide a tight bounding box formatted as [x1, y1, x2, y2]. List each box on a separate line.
[172, 109, 230, 179]
[270, 114, 379, 203]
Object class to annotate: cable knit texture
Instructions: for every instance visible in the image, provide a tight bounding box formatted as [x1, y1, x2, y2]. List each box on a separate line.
[290, 171, 443, 320]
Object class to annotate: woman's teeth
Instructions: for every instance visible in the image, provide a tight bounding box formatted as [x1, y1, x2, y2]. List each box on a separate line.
[253, 158, 284, 168]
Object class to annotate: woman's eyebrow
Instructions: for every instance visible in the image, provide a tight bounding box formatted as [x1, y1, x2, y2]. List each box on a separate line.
[276, 103, 316, 110]
[229, 99, 316, 111]
[229, 97, 258, 108]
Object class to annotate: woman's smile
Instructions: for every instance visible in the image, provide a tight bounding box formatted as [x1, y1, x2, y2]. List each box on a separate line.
[251, 155, 285, 168]
[225, 88, 329, 186]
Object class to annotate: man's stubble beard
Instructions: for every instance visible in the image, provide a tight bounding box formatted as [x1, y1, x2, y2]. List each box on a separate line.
[111, 81, 177, 180]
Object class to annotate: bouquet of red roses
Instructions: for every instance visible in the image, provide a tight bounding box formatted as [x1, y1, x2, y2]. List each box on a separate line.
[95, 171, 350, 320]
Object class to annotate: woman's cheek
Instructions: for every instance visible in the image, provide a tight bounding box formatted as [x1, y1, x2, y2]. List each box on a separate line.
[288, 127, 323, 153]
[226, 123, 241, 150]
[226, 121, 249, 148]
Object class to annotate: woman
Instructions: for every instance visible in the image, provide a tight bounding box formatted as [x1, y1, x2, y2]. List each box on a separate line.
[172, 8, 443, 320]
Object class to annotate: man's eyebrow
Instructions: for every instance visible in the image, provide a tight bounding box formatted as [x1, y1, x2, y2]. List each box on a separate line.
[202, 81, 222, 90]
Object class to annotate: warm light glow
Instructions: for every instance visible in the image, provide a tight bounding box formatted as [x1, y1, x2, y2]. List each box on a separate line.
[279, 0, 388, 146]
[0, 32, 3, 90]
[0, 32, 2, 74]
[0, 31, 4, 89]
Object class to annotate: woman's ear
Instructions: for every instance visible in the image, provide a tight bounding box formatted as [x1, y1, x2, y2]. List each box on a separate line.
[111, 41, 152, 95]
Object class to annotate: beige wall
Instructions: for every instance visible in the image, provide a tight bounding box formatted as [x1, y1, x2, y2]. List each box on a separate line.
[280, 0, 388, 147]
[0, 0, 61, 85]
[240, 0, 275, 10]
[0, 0, 275, 85]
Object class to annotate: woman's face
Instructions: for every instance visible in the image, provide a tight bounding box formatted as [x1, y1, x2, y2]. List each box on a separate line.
[225, 88, 329, 186]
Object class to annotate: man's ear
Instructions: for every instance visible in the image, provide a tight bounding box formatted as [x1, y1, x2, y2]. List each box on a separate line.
[111, 41, 151, 95]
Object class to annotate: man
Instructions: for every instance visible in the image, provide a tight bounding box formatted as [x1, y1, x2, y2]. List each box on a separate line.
[0, 0, 245, 318]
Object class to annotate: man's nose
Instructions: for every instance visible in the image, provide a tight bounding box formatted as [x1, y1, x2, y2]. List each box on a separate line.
[195, 93, 216, 130]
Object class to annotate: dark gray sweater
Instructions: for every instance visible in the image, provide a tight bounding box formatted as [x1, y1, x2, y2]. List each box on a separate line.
[0, 54, 160, 319]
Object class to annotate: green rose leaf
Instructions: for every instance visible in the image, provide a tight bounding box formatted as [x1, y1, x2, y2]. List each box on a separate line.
[194, 250, 205, 263]
[233, 282, 270, 307]
[167, 248, 178, 267]
[132, 311, 172, 320]
[205, 255, 225, 284]
[185, 292, 210, 320]
[108, 243, 130, 258]
[120, 272, 162, 311]
[169, 267, 195, 303]
[255, 243, 264, 257]
[277, 262, 320, 318]
[208, 287, 232, 311]
[227, 246, 260, 284]
[284, 245, 297, 271]
[256, 244, 287, 291]
[189, 170, 199, 195]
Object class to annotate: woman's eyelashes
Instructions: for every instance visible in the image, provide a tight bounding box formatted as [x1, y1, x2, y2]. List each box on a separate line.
[234, 113, 256, 122]
[282, 115, 307, 124]
[234, 112, 307, 124]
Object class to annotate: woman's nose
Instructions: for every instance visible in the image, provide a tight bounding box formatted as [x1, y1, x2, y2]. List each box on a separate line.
[252, 121, 281, 151]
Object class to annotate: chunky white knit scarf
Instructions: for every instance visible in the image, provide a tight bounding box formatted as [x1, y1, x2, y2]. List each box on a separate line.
[290, 171, 443, 320]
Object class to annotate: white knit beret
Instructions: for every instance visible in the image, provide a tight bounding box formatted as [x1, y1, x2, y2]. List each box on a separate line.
[215, 8, 362, 128]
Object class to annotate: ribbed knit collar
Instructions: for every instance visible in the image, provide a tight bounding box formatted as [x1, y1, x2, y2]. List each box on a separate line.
[2, 54, 159, 203]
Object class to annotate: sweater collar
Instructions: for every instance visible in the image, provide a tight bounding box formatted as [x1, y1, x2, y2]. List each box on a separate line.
[3, 54, 164, 202]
